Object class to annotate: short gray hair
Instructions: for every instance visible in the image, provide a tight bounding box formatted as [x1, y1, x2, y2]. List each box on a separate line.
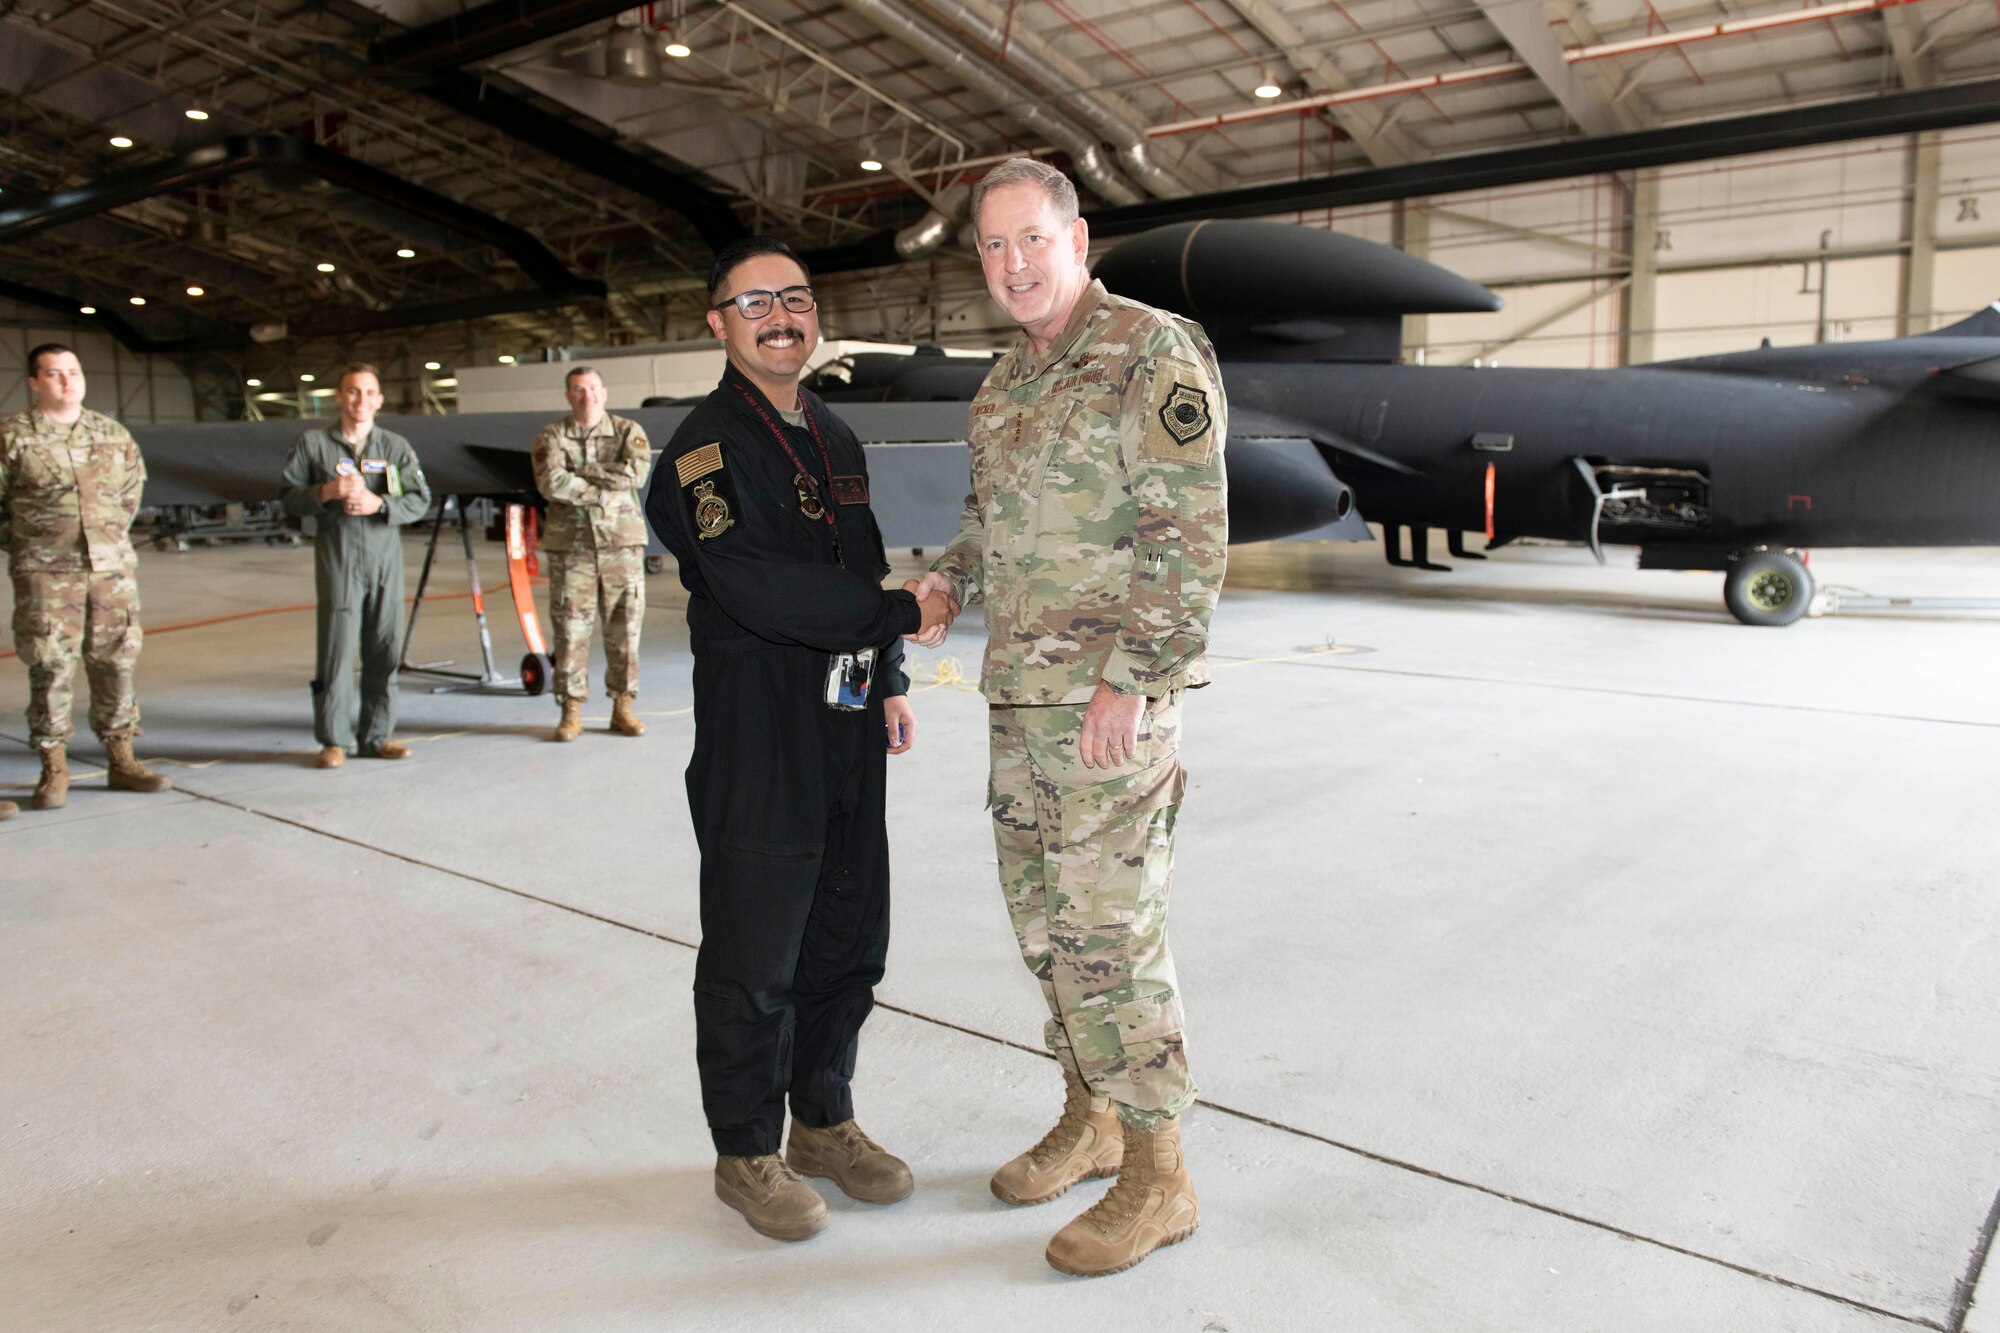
[971, 157, 1079, 233]
[564, 365, 603, 388]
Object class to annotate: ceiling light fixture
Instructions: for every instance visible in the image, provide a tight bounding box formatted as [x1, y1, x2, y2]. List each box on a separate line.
[79, 305, 97, 315]
[1254, 72, 1283, 99]
[396, 247, 416, 258]
[860, 158, 883, 172]
[109, 135, 134, 149]
[498, 354, 517, 365]
[185, 108, 210, 121]
[246, 378, 263, 387]
[316, 262, 337, 273]
[663, 39, 692, 58]
[186, 285, 204, 297]
[299, 373, 315, 382]
[423, 361, 442, 371]
[605, 25, 660, 85]
[129, 296, 146, 306]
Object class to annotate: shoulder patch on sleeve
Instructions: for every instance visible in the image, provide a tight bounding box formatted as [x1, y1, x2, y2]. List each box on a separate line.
[677, 441, 724, 488]
[680, 442, 739, 542]
[1142, 371, 1217, 466]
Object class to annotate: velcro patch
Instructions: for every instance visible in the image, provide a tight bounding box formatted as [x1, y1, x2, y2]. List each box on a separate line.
[676, 442, 725, 488]
[1141, 376, 1216, 466]
[682, 453, 741, 543]
[831, 475, 869, 506]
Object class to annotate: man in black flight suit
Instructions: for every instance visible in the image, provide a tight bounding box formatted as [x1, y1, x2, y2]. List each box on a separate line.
[646, 237, 952, 1242]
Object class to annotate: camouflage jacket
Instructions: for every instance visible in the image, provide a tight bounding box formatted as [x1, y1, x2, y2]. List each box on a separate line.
[531, 412, 653, 551]
[932, 280, 1229, 705]
[0, 407, 146, 574]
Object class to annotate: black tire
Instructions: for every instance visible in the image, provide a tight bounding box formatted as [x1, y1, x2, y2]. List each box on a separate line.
[519, 653, 552, 697]
[1724, 549, 1813, 627]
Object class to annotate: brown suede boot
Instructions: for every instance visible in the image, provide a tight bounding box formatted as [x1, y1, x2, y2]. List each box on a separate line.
[991, 1065, 1124, 1206]
[1044, 1117, 1198, 1278]
[33, 744, 69, 810]
[609, 694, 645, 737]
[786, 1120, 913, 1204]
[713, 1154, 828, 1241]
[552, 700, 582, 742]
[104, 735, 172, 793]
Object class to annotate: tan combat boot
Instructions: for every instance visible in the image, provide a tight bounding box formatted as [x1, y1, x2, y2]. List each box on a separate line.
[786, 1120, 913, 1204]
[359, 739, 411, 760]
[1044, 1116, 1198, 1277]
[104, 735, 172, 793]
[713, 1154, 828, 1241]
[991, 1065, 1123, 1206]
[33, 744, 68, 810]
[316, 745, 345, 769]
[609, 694, 645, 737]
[552, 700, 582, 742]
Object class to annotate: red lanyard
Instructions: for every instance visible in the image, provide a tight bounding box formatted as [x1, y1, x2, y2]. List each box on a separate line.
[735, 383, 846, 569]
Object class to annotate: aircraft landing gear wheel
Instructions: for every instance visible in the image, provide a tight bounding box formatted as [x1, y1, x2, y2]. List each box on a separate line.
[520, 652, 553, 696]
[1724, 549, 1813, 627]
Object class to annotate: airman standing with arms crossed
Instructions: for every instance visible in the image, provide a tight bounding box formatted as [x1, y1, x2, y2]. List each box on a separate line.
[1, 343, 173, 814]
[531, 366, 653, 742]
[908, 158, 1230, 1277]
[278, 363, 432, 768]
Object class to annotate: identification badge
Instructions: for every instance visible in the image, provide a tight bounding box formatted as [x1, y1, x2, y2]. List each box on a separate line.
[824, 648, 877, 712]
[361, 459, 388, 473]
[387, 464, 404, 498]
[831, 475, 869, 506]
[335, 458, 359, 477]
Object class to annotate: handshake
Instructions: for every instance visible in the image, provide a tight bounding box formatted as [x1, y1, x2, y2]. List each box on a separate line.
[319, 472, 384, 516]
[901, 572, 961, 648]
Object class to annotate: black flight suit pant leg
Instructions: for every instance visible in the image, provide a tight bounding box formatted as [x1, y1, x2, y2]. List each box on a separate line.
[787, 724, 889, 1132]
[687, 654, 890, 1158]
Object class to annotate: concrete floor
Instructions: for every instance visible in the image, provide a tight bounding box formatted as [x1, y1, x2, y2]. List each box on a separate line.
[2, 530, 1997, 1332]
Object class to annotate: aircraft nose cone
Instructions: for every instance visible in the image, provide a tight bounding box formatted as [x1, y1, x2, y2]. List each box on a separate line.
[1225, 438, 1355, 543]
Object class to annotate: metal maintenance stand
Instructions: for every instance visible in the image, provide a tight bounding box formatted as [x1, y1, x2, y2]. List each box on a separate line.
[400, 496, 554, 696]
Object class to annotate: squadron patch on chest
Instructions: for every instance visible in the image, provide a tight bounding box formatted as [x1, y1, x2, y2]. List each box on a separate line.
[831, 475, 869, 506]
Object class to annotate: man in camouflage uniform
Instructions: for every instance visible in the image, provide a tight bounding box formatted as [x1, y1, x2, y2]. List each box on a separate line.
[910, 159, 1228, 1277]
[1, 343, 173, 811]
[279, 363, 432, 768]
[531, 366, 653, 742]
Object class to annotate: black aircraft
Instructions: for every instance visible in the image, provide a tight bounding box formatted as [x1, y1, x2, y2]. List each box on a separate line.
[131, 218, 2000, 626]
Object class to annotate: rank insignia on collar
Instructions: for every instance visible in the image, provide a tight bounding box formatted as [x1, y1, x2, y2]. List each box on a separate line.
[693, 478, 734, 540]
[1159, 382, 1211, 445]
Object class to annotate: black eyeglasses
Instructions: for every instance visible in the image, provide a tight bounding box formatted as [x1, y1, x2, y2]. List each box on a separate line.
[711, 285, 816, 319]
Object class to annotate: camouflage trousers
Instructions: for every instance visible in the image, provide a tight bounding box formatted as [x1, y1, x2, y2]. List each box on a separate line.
[988, 690, 1193, 1129]
[10, 565, 143, 748]
[547, 546, 645, 703]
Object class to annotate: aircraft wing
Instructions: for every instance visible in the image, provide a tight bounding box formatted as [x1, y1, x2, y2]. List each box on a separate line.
[132, 399, 1361, 550]
[1931, 351, 2000, 401]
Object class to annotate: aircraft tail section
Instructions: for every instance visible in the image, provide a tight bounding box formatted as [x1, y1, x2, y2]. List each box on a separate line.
[1917, 301, 2000, 338]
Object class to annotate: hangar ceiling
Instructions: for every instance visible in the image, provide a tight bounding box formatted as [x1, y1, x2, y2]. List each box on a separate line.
[2, 0, 1999, 363]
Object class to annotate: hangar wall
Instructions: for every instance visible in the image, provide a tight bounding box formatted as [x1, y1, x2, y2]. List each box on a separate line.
[1410, 125, 2000, 369]
[0, 302, 198, 423]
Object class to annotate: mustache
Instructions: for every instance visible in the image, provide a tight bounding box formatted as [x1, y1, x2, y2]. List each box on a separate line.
[756, 325, 807, 346]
